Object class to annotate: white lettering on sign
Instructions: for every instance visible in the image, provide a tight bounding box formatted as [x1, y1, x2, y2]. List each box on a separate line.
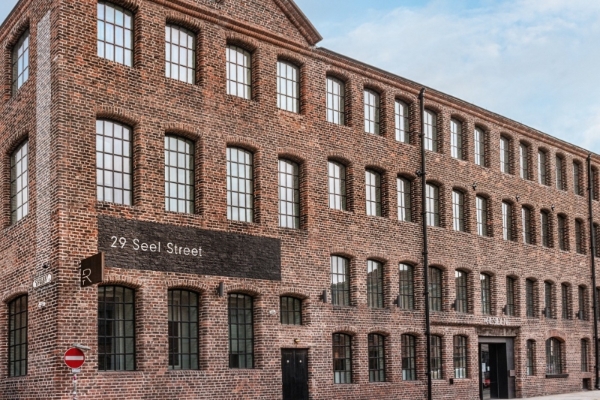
[110, 237, 203, 257]
[483, 316, 508, 326]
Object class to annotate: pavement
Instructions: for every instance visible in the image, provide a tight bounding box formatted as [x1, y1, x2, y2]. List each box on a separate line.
[524, 391, 600, 400]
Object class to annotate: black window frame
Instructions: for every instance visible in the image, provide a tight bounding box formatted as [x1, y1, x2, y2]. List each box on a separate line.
[526, 340, 536, 376]
[333, 333, 352, 384]
[579, 285, 588, 320]
[368, 333, 386, 382]
[506, 276, 516, 317]
[228, 293, 254, 369]
[401, 334, 417, 381]
[367, 260, 384, 309]
[546, 338, 563, 375]
[430, 335, 443, 380]
[331, 256, 350, 306]
[481, 273, 492, 315]
[168, 289, 199, 370]
[280, 296, 302, 325]
[429, 267, 442, 312]
[453, 335, 468, 379]
[561, 283, 570, 320]
[399, 263, 415, 310]
[455, 270, 468, 313]
[540, 210, 550, 248]
[558, 215, 568, 251]
[8, 295, 28, 377]
[582, 339, 589, 372]
[526, 279, 536, 318]
[544, 281, 554, 319]
[98, 285, 136, 371]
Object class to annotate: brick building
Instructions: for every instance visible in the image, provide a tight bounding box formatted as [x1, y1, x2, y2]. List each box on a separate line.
[0, 0, 599, 398]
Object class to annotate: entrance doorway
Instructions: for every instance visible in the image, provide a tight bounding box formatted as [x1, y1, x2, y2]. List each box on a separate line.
[480, 343, 508, 399]
[281, 349, 309, 400]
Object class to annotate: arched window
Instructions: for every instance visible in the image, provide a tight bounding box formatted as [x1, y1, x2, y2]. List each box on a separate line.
[8, 295, 27, 377]
[228, 293, 253, 368]
[522, 206, 533, 244]
[526, 279, 536, 318]
[476, 196, 488, 237]
[226, 147, 253, 222]
[540, 210, 550, 247]
[453, 336, 467, 378]
[365, 170, 382, 217]
[326, 77, 345, 125]
[538, 150, 548, 185]
[278, 159, 300, 228]
[452, 190, 465, 232]
[502, 202, 513, 241]
[96, 120, 133, 205]
[367, 260, 383, 308]
[546, 338, 563, 375]
[165, 25, 196, 84]
[430, 335, 443, 379]
[399, 264, 414, 310]
[395, 100, 409, 143]
[474, 127, 485, 166]
[97, 2, 133, 66]
[368, 333, 386, 382]
[426, 183, 440, 227]
[556, 155, 565, 190]
[328, 161, 347, 211]
[277, 61, 300, 113]
[397, 177, 412, 222]
[561, 283, 571, 320]
[331, 256, 350, 306]
[280, 296, 302, 325]
[520, 142, 529, 180]
[333, 333, 352, 384]
[226, 45, 251, 99]
[165, 135, 195, 214]
[98, 286, 136, 371]
[506, 277, 516, 316]
[455, 270, 468, 313]
[582, 339, 590, 372]
[364, 89, 380, 135]
[500, 136, 511, 174]
[557, 214, 568, 251]
[168, 289, 199, 370]
[450, 119, 463, 160]
[481, 273, 492, 315]
[424, 110, 437, 152]
[10, 140, 29, 224]
[429, 267, 442, 311]
[401, 334, 417, 381]
[526, 340, 536, 376]
[12, 30, 29, 93]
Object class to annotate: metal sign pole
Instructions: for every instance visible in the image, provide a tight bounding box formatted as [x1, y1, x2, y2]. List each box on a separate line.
[72, 373, 78, 400]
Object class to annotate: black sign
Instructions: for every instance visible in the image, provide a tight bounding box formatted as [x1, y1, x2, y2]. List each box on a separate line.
[98, 216, 281, 281]
[81, 252, 104, 287]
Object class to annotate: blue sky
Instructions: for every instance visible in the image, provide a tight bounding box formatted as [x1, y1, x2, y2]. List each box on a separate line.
[2, 0, 598, 153]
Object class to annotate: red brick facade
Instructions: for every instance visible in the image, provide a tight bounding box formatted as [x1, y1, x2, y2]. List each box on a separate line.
[1, 0, 599, 399]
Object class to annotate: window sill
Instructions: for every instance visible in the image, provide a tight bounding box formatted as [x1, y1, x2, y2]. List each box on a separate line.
[546, 374, 569, 379]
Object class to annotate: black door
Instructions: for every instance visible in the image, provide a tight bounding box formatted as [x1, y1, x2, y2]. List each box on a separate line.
[282, 349, 309, 400]
[480, 344, 509, 399]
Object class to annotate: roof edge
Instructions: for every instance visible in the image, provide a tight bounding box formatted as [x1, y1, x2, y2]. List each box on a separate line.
[274, 0, 322, 46]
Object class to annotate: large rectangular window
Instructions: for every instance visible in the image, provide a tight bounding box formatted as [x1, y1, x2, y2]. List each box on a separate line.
[541, 211, 550, 247]
[367, 260, 383, 308]
[333, 333, 352, 384]
[574, 162, 583, 196]
[481, 274, 492, 315]
[368, 334, 386, 382]
[12, 31, 29, 93]
[277, 61, 299, 113]
[579, 285, 588, 320]
[364, 90, 380, 134]
[96, 120, 133, 205]
[558, 215, 568, 251]
[522, 207, 532, 244]
[395, 100, 409, 143]
[452, 190, 465, 232]
[526, 279, 535, 318]
[546, 338, 563, 375]
[538, 150, 547, 185]
[426, 183, 440, 227]
[399, 264, 414, 310]
[429, 267, 442, 312]
[97, 2, 133, 66]
[450, 119, 463, 160]
[430, 336, 443, 380]
[365, 170, 382, 217]
[502, 202, 513, 241]
[328, 161, 347, 211]
[455, 270, 468, 313]
[424, 111, 437, 152]
[326, 77, 345, 125]
[397, 177, 412, 222]
[165, 25, 195, 84]
[278, 159, 300, 229]
[10, 141, 29, 224]
[500, 137, 510, 174]
[401, 334, 417, 381]
[98, 286, 136, 371]
[474, 128, 485, 166]
[506, 277, 516, 317]
[520, 143, 529, 179]
[165, 136, 194, 214]
[476, 196, 488, 237]
[556, 156, 565, 190]
[331, 256, 350, 306]
[576, 219, 585, 254]
[526, 340, 535, 376]
[226, 45, 251, 99]
[8, 295, 27, 377]
[226, 147, 253, 222]
[561, 284, 570, 320]
[168, 289, 199, 370]
[280, 296, 302, 325]
[228, 294, 254, 369]
[453, 336, 467, 379]
[545, 281, 554, 319]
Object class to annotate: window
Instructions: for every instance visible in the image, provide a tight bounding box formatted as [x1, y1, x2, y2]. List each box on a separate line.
[454, 336, 467, 379]
[545, 281, 554, 319]
[526, 340, 536, 376]
[538, 150, 548, 185]
[556, 156, 565, 190]
[561, 284, 570, 320]
[97, 2, 133, 66]
[522, 207, 533, 245]
[280, 296, 302, 325]
[368, 334, 385, 382]
[365, 170, 381, 217]
[558, 215, 568, 251]
[401, 334, 417, 381]
[8, 295, 27, 377]
[576, 219, 585, 254]
[10, 141, 29, 224]
[331, 256, 350, 306]
[506, 277, 516, 317]
[165, 136, 194, 213]
[450, 119, 463, 160]
[582, 339, 589, 372]
[596, 224, 600, 258]
[546, 338, 563, 375]
[540, 211, 550, 248]
[426, 183, 440, 227]
[474, 128, 485, 166]
[168, 289, 199, 370]
[96, 120, 133, 205]
[12, 31, 29, 93]
[526, 279, 535, 318]
[593, 168, 600, 201]
[364, 90, 380, 134]
[520, 143, 529, 179]
[574, 162, 583, 196]
[452, 190, 465, 232]
[326, 77, 345, 125]
[429, 267, 442, 312]
[397, 177, 412, 222]
[165, 25, 195, 84]
[476, 196, 488, 237]
[430, 335, 443, 380]
[98, 286, 135, 371]
[500, 136, 510, 174]
[226, 147, 253, 222]
[278, 159, 300, 229]
[502, 202, 513, 241]
[226, 45, 251, 99]
[333, 333, 352, 384]
[455, 270, 468, 313]
[328, 161, 347, 211]
[228, 293, 253, 368]
[277, 61, 299, 113]
[424, 111, 437, 152]
[367, 260, 384, 308]
[395, 100, 409, 143]
[399, 264, 415, 310]
[481, 273, 492, 315]
[576, 292, 587, 325]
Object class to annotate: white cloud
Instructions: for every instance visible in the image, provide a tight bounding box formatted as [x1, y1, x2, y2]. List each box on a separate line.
[319, 0, 600, 152]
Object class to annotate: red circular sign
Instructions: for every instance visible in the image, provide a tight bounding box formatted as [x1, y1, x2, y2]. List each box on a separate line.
[64, 348, 85, 369]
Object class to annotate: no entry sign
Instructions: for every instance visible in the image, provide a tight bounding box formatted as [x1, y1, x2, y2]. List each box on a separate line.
[64, 348, 85, 369]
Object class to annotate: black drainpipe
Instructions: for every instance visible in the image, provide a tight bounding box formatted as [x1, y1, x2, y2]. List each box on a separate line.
[419, 88, 433, 400]
[587, 154, 600, 389]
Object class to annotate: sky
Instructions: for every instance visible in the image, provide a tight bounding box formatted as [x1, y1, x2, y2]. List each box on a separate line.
[1, 0, 598, 152]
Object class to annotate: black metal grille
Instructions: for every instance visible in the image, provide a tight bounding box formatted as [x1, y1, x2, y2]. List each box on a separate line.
[579, 285, 588, 320]
[545, 281, 554, 318]
[582, 339, 589, 372]
[8, 295, 27, 377]
[481, 273, 491, 315]
[331, 256, 350, 306]
[280, 296, 302, 325]
[399, 264, 414, 310]
[367, 260, 383, 308]
[429, 267, 442, 312]
[228, 294, 254, 369]
[506, 277, 516, 316]
[333, 333, 352, 384]
[168, 290, 199, 370]
[546, 338, 562, 375]
[455, 270, 468, 313]
[561, 284, 570, 320]
[526, 279, 535, 317]
[368, 334, 385, 382]
[98, 286, 136, 371]
[453, 336, 467, 379]
[401, 334, 416, 381]
[526, 340, 535, 376]
[430, 335, 443, 380]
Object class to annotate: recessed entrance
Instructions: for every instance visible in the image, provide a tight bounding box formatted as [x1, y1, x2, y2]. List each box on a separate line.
[281, 349, 309, 400]
[479, 337, 515, 399]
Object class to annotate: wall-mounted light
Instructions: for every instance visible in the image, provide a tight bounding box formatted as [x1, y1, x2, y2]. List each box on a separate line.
[321, 290, 328, 303]
[42, 263, 49, 269]
[502, 305, 507, 315]
[472, 183, 477, 191]
[551, 204, 556, 211]
[515, 195, 520, 202]
[217, 282, 225, 297]
[393, 294, 401, 307]
[451, 300, 457, 310]
[294, 338, 300, 344]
